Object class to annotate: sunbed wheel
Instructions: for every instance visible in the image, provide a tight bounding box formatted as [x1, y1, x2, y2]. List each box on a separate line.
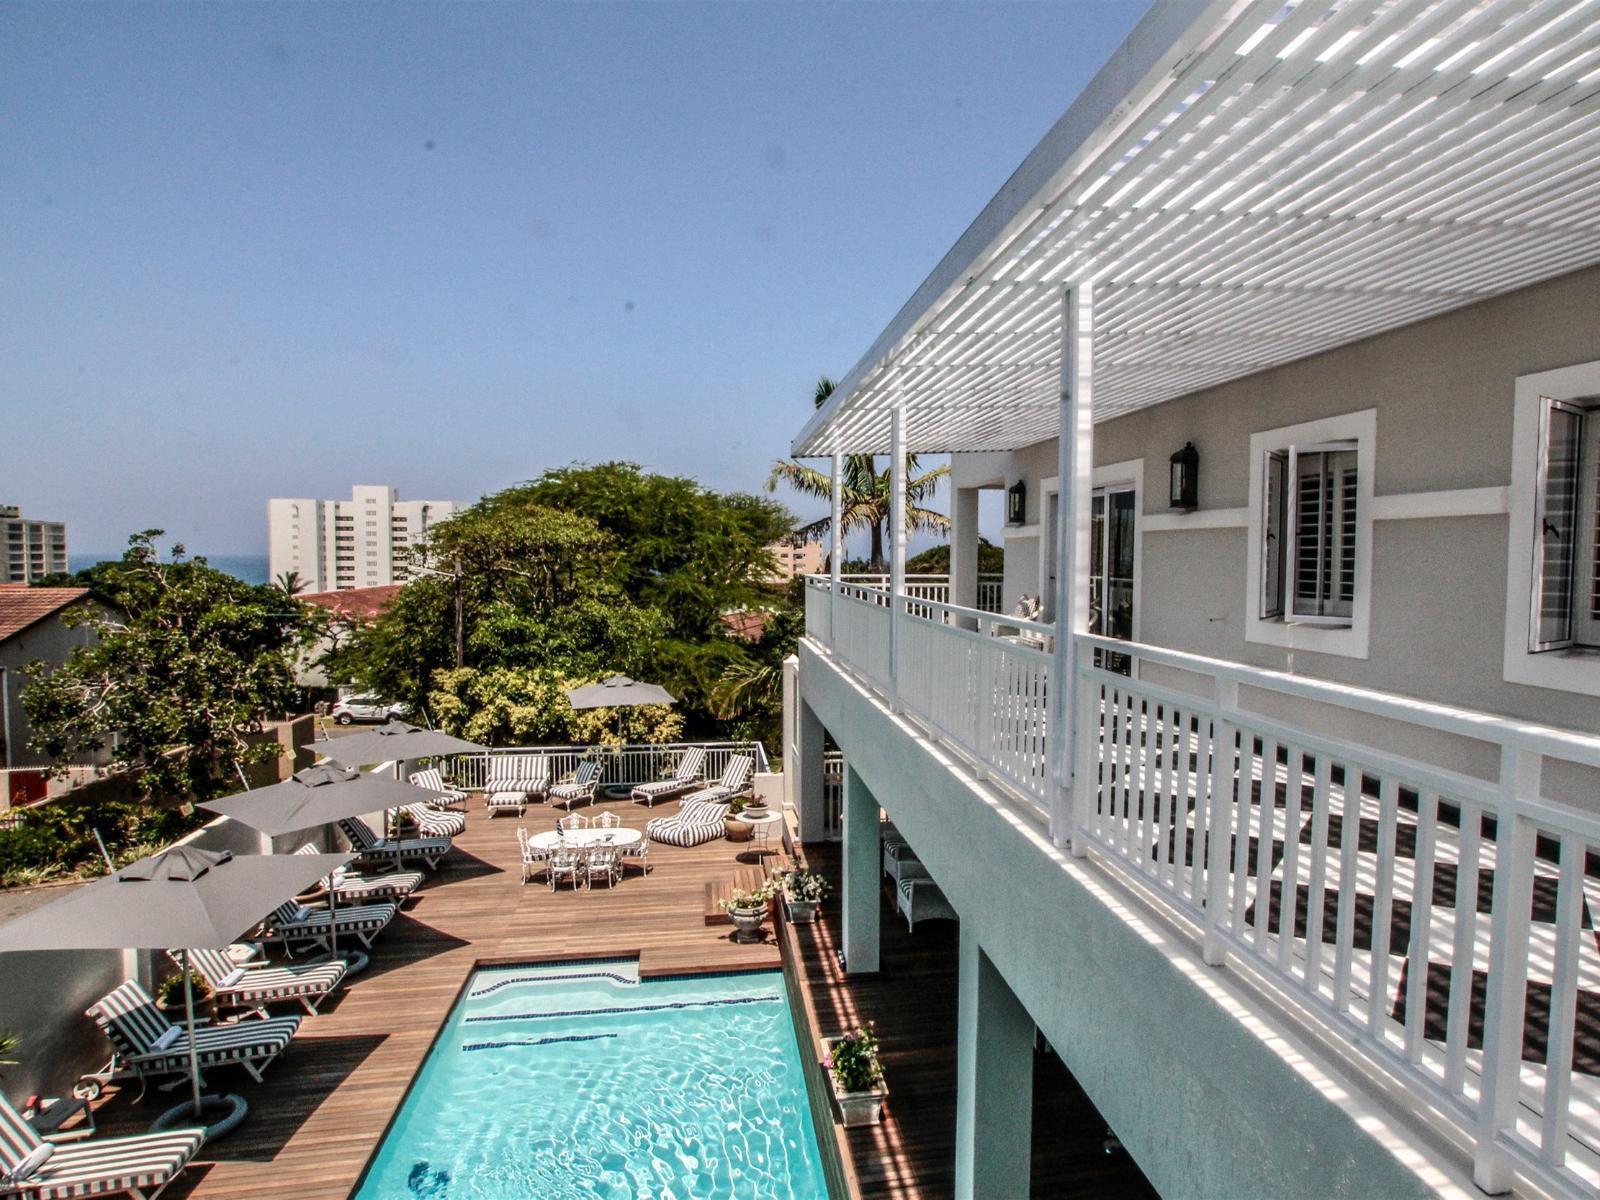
[72, 1078, 102, 1101]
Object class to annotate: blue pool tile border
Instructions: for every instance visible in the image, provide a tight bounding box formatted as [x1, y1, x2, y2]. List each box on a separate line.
[463, 994, 778, 1024]
[469, 969, 639, 997]
[462, 1032, 619, 1052]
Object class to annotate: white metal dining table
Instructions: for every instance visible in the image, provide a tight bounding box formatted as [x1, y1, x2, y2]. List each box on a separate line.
[528, 827, 642, 850]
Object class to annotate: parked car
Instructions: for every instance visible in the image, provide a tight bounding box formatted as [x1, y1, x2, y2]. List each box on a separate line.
[331, 695, 409, 725]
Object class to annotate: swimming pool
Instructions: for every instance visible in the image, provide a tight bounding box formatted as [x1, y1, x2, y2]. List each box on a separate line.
[353, 961, 831, 1199]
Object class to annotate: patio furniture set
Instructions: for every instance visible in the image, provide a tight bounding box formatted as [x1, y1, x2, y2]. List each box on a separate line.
[516, 815, 649, 890]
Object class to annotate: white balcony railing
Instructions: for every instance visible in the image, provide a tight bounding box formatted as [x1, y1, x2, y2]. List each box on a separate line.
[834, 573, 1004, 613]
[803, 574, 1600, 1195]
[440, 740, 769, 792]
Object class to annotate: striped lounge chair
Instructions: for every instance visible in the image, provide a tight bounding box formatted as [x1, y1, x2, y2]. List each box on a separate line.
[396, 802, 466, 838]
[644, 799, 730, 848]
[897, 877, 957, 932]
[483, 754, 549, 817]
[548, 759, 602, 811]
[0, 1093, 202, 1200]
[681, 755, 754, 808]
[630, 746, 706, 807]
[84, 980, 300, 1098]
[257, 899, 397, 955]
[172, 946, 346, 1017]
[293, 844, 424, 905]
[337, 816, 450, 871]
[408, 766, 468, 809]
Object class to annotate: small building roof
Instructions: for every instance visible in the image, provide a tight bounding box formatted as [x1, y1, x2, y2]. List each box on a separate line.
[299, 585, 404, 625]
[0, 586, 91, 643]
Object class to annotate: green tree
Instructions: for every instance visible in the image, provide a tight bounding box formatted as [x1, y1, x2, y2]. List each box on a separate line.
[766, 377, 950, 572]
[904, 540, 1005, 574]
[21, 532, 323, 802]
[273, 570, 308, 595]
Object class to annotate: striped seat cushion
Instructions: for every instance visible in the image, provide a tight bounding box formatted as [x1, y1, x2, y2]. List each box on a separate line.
[293, 844, 423, 902]
[86, 981, 300, 1075]
[401, 803, 465, 837]
[338, 817, 450, 861]
[484, 756, 548, 792]
[1, 1095, 203, 1200]
[182, 947, 346, 1005]
[263, 900, 396, 941]
[645, 800, 730, 847]
[408, 767, 466, 807]
[632, 746, 707, 802]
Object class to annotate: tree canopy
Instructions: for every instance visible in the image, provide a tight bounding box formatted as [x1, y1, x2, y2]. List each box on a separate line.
[329, 464, 797, 744]
[21, 532, 324, 802]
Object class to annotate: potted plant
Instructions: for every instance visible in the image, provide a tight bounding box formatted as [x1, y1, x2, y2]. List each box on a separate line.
[821, 1024, 887, 1126]
[155, 970, 214, 1021]
[724, 796, 754, 842]
[0, 1029, 18, 1075]
[719, 882, 771, 943]
[391, 809, 419, 838]
[774, 868, 829, 924]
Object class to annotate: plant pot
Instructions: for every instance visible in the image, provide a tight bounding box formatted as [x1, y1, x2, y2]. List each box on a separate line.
[724, 815, 753, 842]
[156, 996, 216, 1024]
[784, 896, 820, 924]
[726, 905, 766, 943]
[741, 804, 770, 820]
[821, 1037, 887, 1126]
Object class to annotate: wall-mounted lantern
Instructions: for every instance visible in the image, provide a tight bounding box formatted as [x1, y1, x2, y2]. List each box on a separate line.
[1006, 480, 1027, 525]
[1169, 442, 1199, 511]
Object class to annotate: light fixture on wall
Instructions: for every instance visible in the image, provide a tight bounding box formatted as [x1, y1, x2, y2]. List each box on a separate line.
[1169, 442, 1199, 511]
[1006, 480, 1027, 525]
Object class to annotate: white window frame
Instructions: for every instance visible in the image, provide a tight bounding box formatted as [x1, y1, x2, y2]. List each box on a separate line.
[1504, 361, 1600, 697]
[1245, 410, 1374, 660]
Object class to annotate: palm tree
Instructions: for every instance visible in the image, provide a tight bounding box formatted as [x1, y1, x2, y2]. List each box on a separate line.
[273, 570, 307, 596]
[766, 378, 949, 572]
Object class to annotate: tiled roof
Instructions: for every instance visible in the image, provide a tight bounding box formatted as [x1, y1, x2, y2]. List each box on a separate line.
[300, 584, 403, 625]
[0, 586, 90, 642]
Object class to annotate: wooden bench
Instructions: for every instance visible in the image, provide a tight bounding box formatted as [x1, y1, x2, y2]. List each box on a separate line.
[703, 866, 767, 925]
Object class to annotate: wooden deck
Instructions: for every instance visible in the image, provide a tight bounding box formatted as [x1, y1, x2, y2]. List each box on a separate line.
[96, 794, 781, 1198]
[89, 800, 1157, 1199]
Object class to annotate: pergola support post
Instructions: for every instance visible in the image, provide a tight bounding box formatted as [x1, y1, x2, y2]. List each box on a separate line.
[889, 400, 907, 712]
[830, 448, 844, 645]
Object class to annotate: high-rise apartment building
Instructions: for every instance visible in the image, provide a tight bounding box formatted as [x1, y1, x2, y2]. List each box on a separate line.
[268, 486, 458, 592]
[764, 539, 824, 583]
[0, 505, 69, 583]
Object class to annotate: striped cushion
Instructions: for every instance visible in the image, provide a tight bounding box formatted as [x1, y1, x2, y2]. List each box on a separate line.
[86, 981, 300, 1075]
[337, 817, 450, 863]
[0, 1092, 44, 1179]
[179, 948, 346, 1005]
[1, 1097, 202, 1200]
[263, 900, 396, 942]
[484, 756, 548, 791]
[645, 799, 730, 847]
[293, 844, 423, 902]
[401, 803, 465, 837]
[632, 748, 707, 802]
[408, 767, 466, 807]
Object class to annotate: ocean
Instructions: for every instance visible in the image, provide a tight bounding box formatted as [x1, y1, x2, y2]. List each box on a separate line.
[69, 553, 271, 586]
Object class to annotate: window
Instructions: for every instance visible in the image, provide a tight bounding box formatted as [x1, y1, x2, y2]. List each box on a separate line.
[1261, 443, 1358, 624]
[1531, 395, 1600, 651]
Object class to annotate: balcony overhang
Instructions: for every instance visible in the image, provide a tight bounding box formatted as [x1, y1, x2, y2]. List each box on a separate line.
[792, 0, 1600, 457]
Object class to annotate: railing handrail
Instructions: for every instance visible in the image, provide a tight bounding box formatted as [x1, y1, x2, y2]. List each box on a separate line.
[1078, 631, 1600, 772]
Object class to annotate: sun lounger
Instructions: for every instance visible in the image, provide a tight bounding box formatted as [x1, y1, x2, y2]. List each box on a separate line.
[548, 759, 602, 811]
[293, 844, 423, 905]
[630, 746, 707, 807]
[257, 899, 397, 955]
[679, 755, 754, 808]
[84, 980, 300, 1098]
[644, 799, 730, 848]
[408, 766, 468, 809]
[172, 946, 346, 1018]
[337, 815, 450, 870]
[0, 1092, 202, 1200]
[396, 802, 465, 838]
[483, 755, 549, 817]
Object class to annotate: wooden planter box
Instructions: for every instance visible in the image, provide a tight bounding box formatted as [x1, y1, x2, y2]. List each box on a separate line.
[821, 1037, 887, 1127]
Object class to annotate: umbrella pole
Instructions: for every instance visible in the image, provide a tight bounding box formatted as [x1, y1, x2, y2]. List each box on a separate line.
[328, 872, 340, 962]
[181, 948, 203, 1116]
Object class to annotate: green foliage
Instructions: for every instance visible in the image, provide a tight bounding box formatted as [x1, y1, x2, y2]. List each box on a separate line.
[774, 868, 830, 903]
[20, 532, 324, 803]
[336, 465, 797, 743]
[0, 1029, 18, 1071]
[156, 970, 211, 1008]
[825, 1025, 884, 1094]
[904, 540, 1005, 574]
[0, 791, 201, 888]
[719, 881, 772, 911]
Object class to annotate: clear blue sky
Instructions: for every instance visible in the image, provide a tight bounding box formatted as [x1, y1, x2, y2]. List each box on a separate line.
[3, 0, 1148, 558]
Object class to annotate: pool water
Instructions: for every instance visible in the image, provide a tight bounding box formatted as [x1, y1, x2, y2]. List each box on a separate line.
[353, 961, 830, 1199]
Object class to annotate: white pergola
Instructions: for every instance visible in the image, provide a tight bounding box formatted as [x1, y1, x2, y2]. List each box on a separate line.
[792, 0, 1600, 458]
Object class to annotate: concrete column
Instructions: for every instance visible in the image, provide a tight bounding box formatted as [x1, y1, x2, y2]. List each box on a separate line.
[830, 448, 844, 643]
[781, 655, 799, 816]
[954, 928, 1035, 1200]
[949, 486, 980, 627]
[841, 762, 881, 974]
[889, 402, 907, 710]
[795, 694, 827, 845]
[1050, 283, 1094, 852]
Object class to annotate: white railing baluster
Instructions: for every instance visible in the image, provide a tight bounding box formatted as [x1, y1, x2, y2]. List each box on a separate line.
[1332, 767, 1361, 1023]
[1403, 791, 1439, 1064]
[1540, 832, 1585, 1167]
[1230, 730, 1254, 934]
[1367, 775, 1401, 1039]
[1444, 800, 1483, 1096]
[1253, 737, 1279, 952]
[1276, 745, 1305, 976]
[1303, 754, 1333, 1002]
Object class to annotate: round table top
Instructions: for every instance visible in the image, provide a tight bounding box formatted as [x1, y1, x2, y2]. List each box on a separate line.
[529, 827, 642, 850]
[735, 810, 785, 828]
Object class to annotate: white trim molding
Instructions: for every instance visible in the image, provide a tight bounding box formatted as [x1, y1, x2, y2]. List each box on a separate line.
[1245, 409, 1376, 661]
[1003, 525, 1041, 540]
[1371, 488, 1509, 521]
[1141, 507, 1249, 533]
[1504, 360, 1600, 698]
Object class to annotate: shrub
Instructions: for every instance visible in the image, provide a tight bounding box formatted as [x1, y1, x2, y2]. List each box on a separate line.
[775, 869, 829, 904]
[824, 1025, 883, 1094]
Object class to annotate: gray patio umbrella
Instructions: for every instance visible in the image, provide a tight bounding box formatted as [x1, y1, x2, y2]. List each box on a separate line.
[565, 675, 676, 709]
[307, 720, 485, 767]
[0, 844, 352, 1124]
[199, 765, 435, 966]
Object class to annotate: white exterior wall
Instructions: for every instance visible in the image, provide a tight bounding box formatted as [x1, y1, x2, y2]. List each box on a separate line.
[268, 488, 457, 592]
